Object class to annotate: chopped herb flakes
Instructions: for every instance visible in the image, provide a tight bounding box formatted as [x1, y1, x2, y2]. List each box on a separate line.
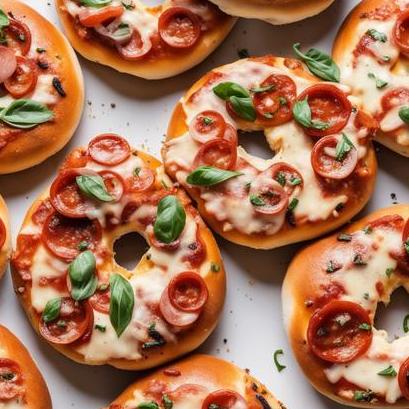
[273, 349, 286, 372]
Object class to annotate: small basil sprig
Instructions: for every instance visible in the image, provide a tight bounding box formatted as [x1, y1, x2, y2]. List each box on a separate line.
[187, 166, 242, 186]
[213, 82, 256, 122]
[292, 99, 329, 130]
[80, 0, 112, 7]
[0, 99, 54, 129]
[293, 43, 340, 83]
[68, 250, 98, 301]
[0, 8, 9, 30]
[76, 174, 113, 202]
[335, 133, 355, 162]
[110, 274, 135, 337]
[42, 298, 62, 323]
[367, 72, 388, 89]
[399, 106, 409, 124]
[154, 195, 186, 244]
[366, 28, 387, 43]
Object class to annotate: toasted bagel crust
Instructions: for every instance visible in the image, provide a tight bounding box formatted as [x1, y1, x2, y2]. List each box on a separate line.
[12, 145, 225, 370]
[0, 195, 10, 280]
[0, 0, 84, 174]
[0, 325, 52, 409]
[55, 0, 236, 80]
[106, 354, 284, 409]
[283, 205, 409, 408]
[208, 0, 334, 24]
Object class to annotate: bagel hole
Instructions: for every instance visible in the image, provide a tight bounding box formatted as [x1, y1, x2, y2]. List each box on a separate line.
[374, 287, 409, 341]
[113, 232, 149, 271]
[238, 130, 275, 160]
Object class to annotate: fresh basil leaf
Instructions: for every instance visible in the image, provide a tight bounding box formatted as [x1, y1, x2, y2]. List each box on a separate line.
[186, 166, 242, 186]
[137, 402, 159, 409]
[109, 274, 135, 337]
[76, 175, 113, 202]
[399, 106, 409, 124]
[80, 0, 112, 7]
[367, 72, 388, 89]
[377, 365, 397, 377]
[213, 82, 250, 100]
[69, 250, 96, 285]
[353, 390, 375, 402]
[0, 99, 53, 129]
[229, 96, 257, 122]
[366, 28, 387, 43]
[293, 99, 328, 130]
[335, 133, 355, 162]
[0, 8, 9, 29]
[42, 298, 61, 323]
[293, 43, 340, 83]
[71, 275, 98, 301]
[250, 84, 276, 93]
[154, 195, 186, 244]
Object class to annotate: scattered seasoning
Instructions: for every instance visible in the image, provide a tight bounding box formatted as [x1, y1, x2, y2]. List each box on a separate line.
[353, 390, 375, 402]
[37, 59, 49, 70]
[279, 97, 288, 106]
[56, 320, 67, 328]
[210, 262, 220, 273]
[368, 72, 388, 89]
[250, 195, 265, 206]
[36, 47, 46, 53]
[137, 402, 159, 409]
[288, 198, 299, 211]
[363, 292, 370, 300]
[326, 260, 340, 273]
[391, 193, 398, 204]
[363, 225, 373, 234]
[337, 233, 352, 242]
[382, 55, 391, 62]
[142, 323, 166, 349]
[95, 324, 106, 332]
[78, 241, 89, 251]
[289, 176, 301, 186]
[366, 28, 387, 42]
[203, 116, 214, 125]
[273, 349, 286, 372]
[122, 0, 135, 10]
[162, 394, 173, 409]
[353, 254, 367, 265]
[256, 394, 272, 409]
[377, 365, 397, 377]
[335, 203, 345, 212]
[403, 314, 409, 333]
[359, 323, 371, 331]
[52, 77, 66, 97]
[0, 372, 15, 381]
[275, 172, 286, 187]
[238, 48, 250, 59]
[110, 103, 116, 109]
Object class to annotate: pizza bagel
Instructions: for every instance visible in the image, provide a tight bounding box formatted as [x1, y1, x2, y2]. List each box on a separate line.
[0, 325, 52, 409]
[11, 134, 225, 370]
[283, 205, 409, 407]
[102, 354, 284, 409]
[333, 0, 409, 157]
[0, 0, 84, 174]
[55, 0, 236, 80]
[162, 55, 377, 250]
[207, 0, 335, 25]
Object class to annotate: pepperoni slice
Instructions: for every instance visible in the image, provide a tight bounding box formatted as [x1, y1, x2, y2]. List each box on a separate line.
[0, 46, 17, 84]
[42, 212, 101, 261]
[88, 134, 131, 166]
[223, 123, 238, 145]
[381, 87, 409, 112]
[0, 359, 23, 401]
[249, 174, 288, 215]
[193, 138, 237, 170]
[202, 390, 247, 409]
[158, 7, 201, 49]
[168, 272, 208, 313]
[89, 286, 110, 314]
[297, 84, 352, 138]
[116, 29, 152, 60]
[266, 162, 303, 196]
[307, 300, 372, 363]
[368, 214, 405, 231]
[394, 10, 409, 55]
[0, 218, 5, 250]
[39, 298, 93, 345]
[4, 56, 37, 98]
[126, 167, 155, 193]
[398, 357, 409, 400]
[99, 170, 124, 202]
[189, 110, 226, 143]
[4, 18, 32, 56]
[78, 5, 124, 28]
[311, 134, 358, 180]
[253, 74, 296, 126]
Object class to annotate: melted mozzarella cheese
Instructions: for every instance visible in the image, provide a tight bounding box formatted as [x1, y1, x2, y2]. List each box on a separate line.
[0, 400, 27, 409]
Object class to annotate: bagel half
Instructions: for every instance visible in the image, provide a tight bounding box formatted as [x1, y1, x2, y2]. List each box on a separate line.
[12, 134, 225, 370]
[55, 0, 236, 80]
[0, 0, 84, 174]
[163, 55, 377, 249]
[103, 354, 284, 409]
[283, 204, 409, 407]
[0, 195, 10, 280]
[208, 0, 335, 25]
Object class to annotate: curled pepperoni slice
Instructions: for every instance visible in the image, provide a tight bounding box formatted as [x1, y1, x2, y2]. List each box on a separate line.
[168, 272, 208, 313]
[249, 173, 288, 215]
[0, 46, 16, 84]
[0, 359, 23, 401]
[116, 29, 152, 60]
[189, 110, 226, 143]
[297, 84, 352, 138]
[4, 18, 31, 56]
[4, 56, 37, 98]
[78, 5, 124, 28]
[0, 218, 5, 250]
[311, 134, 358, 180]
[202, 390, 247, 409]
[193, 138, 237, 170]
[99, 170, 124, 202]
[253, 74, 296, 126]
[394, 10, 409, 56]
[39, 298, 93, 345]
[307, 300, 372, 363]
[266, 162, 303, 196]
[381, 87, 409, 112]
[398, 357, 409, 400]
[88, 134, 131, 166]
[158, 7, 201, 49]
[42, 212, 101, 261]
[90, 285, 110, 314]
[126, 167, 155, 193]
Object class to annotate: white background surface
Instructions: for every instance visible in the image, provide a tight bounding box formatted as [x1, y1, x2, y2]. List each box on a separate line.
[1, 1, 409, 408]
